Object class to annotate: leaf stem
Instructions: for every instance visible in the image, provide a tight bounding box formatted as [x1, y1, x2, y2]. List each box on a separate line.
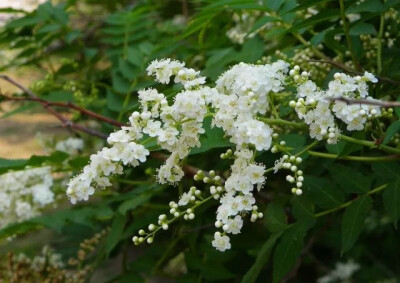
[308, 151, 400, 162]
[314, 184, 387, 217]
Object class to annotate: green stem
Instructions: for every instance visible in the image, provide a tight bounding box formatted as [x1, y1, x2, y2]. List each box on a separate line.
[315, 184, 387, 217]
[295, 140, 319, 157]
[377, 14, 385, 74]
[341, 135, 400, 154]
[308, 150, 400, 162]
[258, 117, 307, 129]
[339, 0, 360, 70]
[117, 179, 152, 185]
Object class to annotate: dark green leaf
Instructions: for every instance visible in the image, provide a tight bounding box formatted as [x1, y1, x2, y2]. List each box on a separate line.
[347, 0, 384, 13]
[265, 203, 288, 233]
[383, 178, 400, 227]
[272, 218, 316, 283]
[291, 195, 315, 220]
[242, 232, 282, 283]
[341, 195, 372, 253]
[349, 22, 377, 35]
[329, 164, 371, 194]
[371, 163, 400, 180]
[305, 175, 345, 209]
[106, 213, 127, 256]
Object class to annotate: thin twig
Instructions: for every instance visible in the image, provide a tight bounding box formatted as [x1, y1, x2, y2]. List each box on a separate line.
[309, 59, 400, 85]
[0, 74, 106, 138]
[328, 96, 400, 108]
[1, 94, 124, 127]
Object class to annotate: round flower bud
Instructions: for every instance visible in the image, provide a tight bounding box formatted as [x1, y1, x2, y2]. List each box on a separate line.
[210, 186, 216, 194]
[147, 237, 154, 244]
[186, 208, 192, 214]
[297, 170, 303, 176]
[294, 65, 300, 71]
[298, 176, 304, 182]
[328, 133, 336, 139]
[252, 205, 258, 210]
[162, 224, 169, 230]
[139, 229, 146, 235]
[222, 224, 229, 231]
[289, 100, 296, 107]
[215, 220, 222, 228]
[174, 212, 180, 217]
[132, 236, 138, 242]
[190, 196, 196, 201]
[321, 129, 327, 135]
[148, 224, 156, 231]
[290, 165, 297, 172]
[280, 141, 286, 146]
[296, 157, 302, 163]
[257, 212, 263, 218]
[297, 182, 303, 187]
[296, 189, 303, 195]
[188, 213, 195, 220]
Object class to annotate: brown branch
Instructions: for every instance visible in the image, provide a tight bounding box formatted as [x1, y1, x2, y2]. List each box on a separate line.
[328, 96, 400, 108]
[0, 74, 107, 138]
[1, 95, 124, 127]
[309, 59, 400, 86]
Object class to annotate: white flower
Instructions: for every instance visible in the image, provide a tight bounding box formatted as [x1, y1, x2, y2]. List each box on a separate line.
[225, 215, 243, 234]
[363, 71, 378, 83]
[212, 233, 231, 252]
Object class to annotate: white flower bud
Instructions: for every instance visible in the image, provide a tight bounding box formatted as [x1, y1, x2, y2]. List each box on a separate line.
[296, 157, 302, 163]
[188, 213, 195, 220]
[298, 176, 304, 182]
[148, 224, 156, 231]
[297, 182, 303, 187]
[223, 224, 229, 231]
[162, 224, 169, 230]
[139, 229, 146, 235]
[147, 237, 153, 244]
[174, 212, 180, 217]
[290, 165, 297, 172]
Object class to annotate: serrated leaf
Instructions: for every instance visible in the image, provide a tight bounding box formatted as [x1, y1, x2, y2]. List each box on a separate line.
[329, 164, 371, 194]
[265, 203, 288, 233]
[371, 163, 400, 180]
[291, 195, 315, 220]
[383, 178, 400, 227]
[304, 175, 345, 209]
[383, 120, 400, 145]
[272, 218, 316, 283]
[341, 195, 372, 254]
[242, 232, 282, 283]
[106, 213, 127, 256]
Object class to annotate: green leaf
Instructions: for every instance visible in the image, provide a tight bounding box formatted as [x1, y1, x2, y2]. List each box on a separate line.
[190, 117, 233, 155]
[371, 163, 400, 180]
[112, 70, 131, 93]
[264, 0, 285, 11]
[304, 175, 345, 209]
[36, 23, 61, 34]
[248, 16, 278, 34]
[272, 218, 316, 283]
[329, 164, 371, 194]
[291, 196, 315, 220]
[341, 195, 372, 254]
[265, 203, 288, 233]
[288, 10, 339, 32]
[106, 213, 127, 256]
[347, 0, 384, 13]
[383, 178, 400, 227]
[118, 193, 152, 214]
[340, 131, 365, 156]
[383, 120, 400, 145]
[286, 0, 332, 13]
[396, 96, 400, 118]
[242, 232, 282, 283]
[349, 22, 377, 35]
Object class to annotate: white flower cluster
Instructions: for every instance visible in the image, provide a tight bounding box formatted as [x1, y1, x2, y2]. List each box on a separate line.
[0, 166, 54, 229]
[212, 61, 289, 150]
[66, 126, 149, 203]
[212, 149, 265, 251]
[289, 66, 381, 143]
[55, 137, 84, 155]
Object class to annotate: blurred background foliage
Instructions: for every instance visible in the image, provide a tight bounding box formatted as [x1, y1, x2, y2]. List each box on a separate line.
[0, 0, 400, 282]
